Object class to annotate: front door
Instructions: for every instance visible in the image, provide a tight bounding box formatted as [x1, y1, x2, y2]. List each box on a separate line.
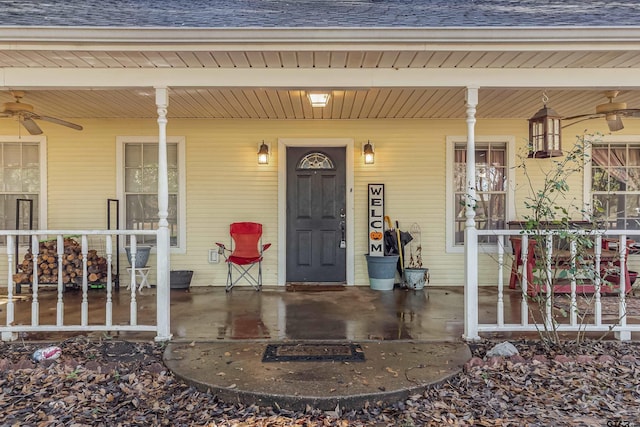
[286, 147, 346, 283]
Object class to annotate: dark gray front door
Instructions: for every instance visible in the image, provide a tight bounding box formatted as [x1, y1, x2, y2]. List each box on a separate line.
[286, 147, 346, 283]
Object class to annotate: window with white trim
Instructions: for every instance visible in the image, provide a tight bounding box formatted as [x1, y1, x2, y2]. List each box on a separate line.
[118, 137, 185, 249]
[591, 140, 640, 229]
[446, 136, 515, 251]
[0, 137, 46, 245]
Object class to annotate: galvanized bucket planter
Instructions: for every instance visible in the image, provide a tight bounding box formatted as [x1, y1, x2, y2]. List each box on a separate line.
[404, 268, 429, 290]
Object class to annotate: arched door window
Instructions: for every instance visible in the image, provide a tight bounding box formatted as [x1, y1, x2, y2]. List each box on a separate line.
[297, 152, 335, 170]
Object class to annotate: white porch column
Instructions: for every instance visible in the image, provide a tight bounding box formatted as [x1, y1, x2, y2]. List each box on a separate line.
[155, 86, 172, 341]
[463, 86, 480, 341]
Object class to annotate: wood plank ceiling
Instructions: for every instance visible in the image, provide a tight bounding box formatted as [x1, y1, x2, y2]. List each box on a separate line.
[1, 48, 640, 121]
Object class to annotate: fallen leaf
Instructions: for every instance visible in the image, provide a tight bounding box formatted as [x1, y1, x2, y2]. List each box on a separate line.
[385, 367, 399, 377]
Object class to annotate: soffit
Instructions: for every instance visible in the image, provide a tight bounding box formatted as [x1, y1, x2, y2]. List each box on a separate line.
[3, 49, 640, 69]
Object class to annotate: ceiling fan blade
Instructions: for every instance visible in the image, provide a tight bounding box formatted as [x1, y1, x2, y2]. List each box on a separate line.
[607, 115, 624, 132]
[561, 116, 601, 129]
[562, 113, 603, 121]
[20, 117, 43, 135]
[620, 109, 640, 118]
[35, 114, 83, 131]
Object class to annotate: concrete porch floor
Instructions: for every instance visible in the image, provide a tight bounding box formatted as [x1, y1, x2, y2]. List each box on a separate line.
[2, 285, 638, 410]
[4, 285, 514, 342]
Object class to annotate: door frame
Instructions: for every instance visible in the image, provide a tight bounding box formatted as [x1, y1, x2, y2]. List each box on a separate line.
[278, 138, 355, 286]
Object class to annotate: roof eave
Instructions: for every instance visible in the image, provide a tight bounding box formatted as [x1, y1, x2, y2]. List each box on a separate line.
[2, 26, 640, 50]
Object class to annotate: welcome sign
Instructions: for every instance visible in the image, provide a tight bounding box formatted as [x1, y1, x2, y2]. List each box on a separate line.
[368, 184, 385, 256]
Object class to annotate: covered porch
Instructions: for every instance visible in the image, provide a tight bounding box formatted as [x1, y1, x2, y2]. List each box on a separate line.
[3, 26, 640, 341]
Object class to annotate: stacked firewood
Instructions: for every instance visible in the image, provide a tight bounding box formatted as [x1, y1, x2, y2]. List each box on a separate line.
[13, 238, 109, 286]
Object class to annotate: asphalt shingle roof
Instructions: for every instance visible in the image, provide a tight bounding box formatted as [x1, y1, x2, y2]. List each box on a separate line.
[1, 0, 640, 27]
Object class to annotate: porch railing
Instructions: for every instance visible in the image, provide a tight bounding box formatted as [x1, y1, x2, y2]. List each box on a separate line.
[1, 230, 170, 342]
[475, 228, 640, 341]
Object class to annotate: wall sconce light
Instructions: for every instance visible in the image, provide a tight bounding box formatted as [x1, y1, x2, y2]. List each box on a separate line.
[307, 92, 331, 108]
[257, 141, 270, 164]
[528, 92, 562, 158]
[363, 141, 375, 164]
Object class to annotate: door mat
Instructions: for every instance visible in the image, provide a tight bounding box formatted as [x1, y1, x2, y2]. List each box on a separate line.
[285, 284, 346, 292]
[262, 343, 365, 362]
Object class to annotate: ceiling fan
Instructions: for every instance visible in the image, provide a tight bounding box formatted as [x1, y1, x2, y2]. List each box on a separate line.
[563, 90, 640, 132]
[0, 90, 83, 135]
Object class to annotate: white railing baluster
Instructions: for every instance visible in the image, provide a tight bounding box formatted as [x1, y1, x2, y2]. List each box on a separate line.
[3, 235, 16, 341]
[81, 235, 89, 326]
[617, 234, 630, 340]
[594, 235, 602, 326]
[545, 234, 553, 330]
[129, 236, 138, 326]
[56, 235, 64, 326]
[105, 235, 113, 327]
[476, 228, 640, 341]
[619, 234, 627, 296]
[521, 234, 529, 327]
[1, 229, 164, 342]
[569, 239, 577, 326]
[31, 236, 40, 326]
[497, 235, 504, 327]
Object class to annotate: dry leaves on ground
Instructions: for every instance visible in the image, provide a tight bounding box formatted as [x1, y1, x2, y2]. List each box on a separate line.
[0, 337, 639, 426]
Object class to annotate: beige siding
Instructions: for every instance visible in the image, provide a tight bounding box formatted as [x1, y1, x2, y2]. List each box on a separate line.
[2, 117, 640, 288]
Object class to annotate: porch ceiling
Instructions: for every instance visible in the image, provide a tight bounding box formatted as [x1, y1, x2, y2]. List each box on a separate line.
[1, 87, 639, 122]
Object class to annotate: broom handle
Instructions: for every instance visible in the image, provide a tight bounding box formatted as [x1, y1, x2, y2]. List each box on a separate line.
[384, 215, 393, 230]
[396, 221, 405, 273]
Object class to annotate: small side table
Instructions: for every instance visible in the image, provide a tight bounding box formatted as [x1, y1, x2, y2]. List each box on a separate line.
[126, 267, 152, 292]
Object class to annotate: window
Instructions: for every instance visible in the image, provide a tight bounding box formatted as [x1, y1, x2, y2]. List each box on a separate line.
[590, 139, 640, 230]
[446, 136, 515, 252]
[298, 152, 334, 169]
[117, 137, 185, 250]
[0, 137, 46, 245]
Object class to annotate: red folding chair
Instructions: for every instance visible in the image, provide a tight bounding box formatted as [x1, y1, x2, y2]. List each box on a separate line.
[216, 222, 271, 292]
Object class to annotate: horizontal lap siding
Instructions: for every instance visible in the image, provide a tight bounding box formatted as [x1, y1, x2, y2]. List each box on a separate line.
[1, 117, 556, 288]
[175, 120, 279, 287]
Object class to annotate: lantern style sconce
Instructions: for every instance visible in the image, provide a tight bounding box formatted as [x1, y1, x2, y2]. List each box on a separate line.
[307, 92, 331, 108]
[528, 93, 562, 158]
[257, 141, 270, 164]
[363, 141, 375, 164]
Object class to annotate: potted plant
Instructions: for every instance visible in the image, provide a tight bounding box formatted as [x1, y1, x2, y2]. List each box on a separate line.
[404, 224, 429, 290]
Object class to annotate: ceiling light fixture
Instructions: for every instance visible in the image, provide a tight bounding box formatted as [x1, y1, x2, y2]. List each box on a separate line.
[307, 92, 331, 108]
